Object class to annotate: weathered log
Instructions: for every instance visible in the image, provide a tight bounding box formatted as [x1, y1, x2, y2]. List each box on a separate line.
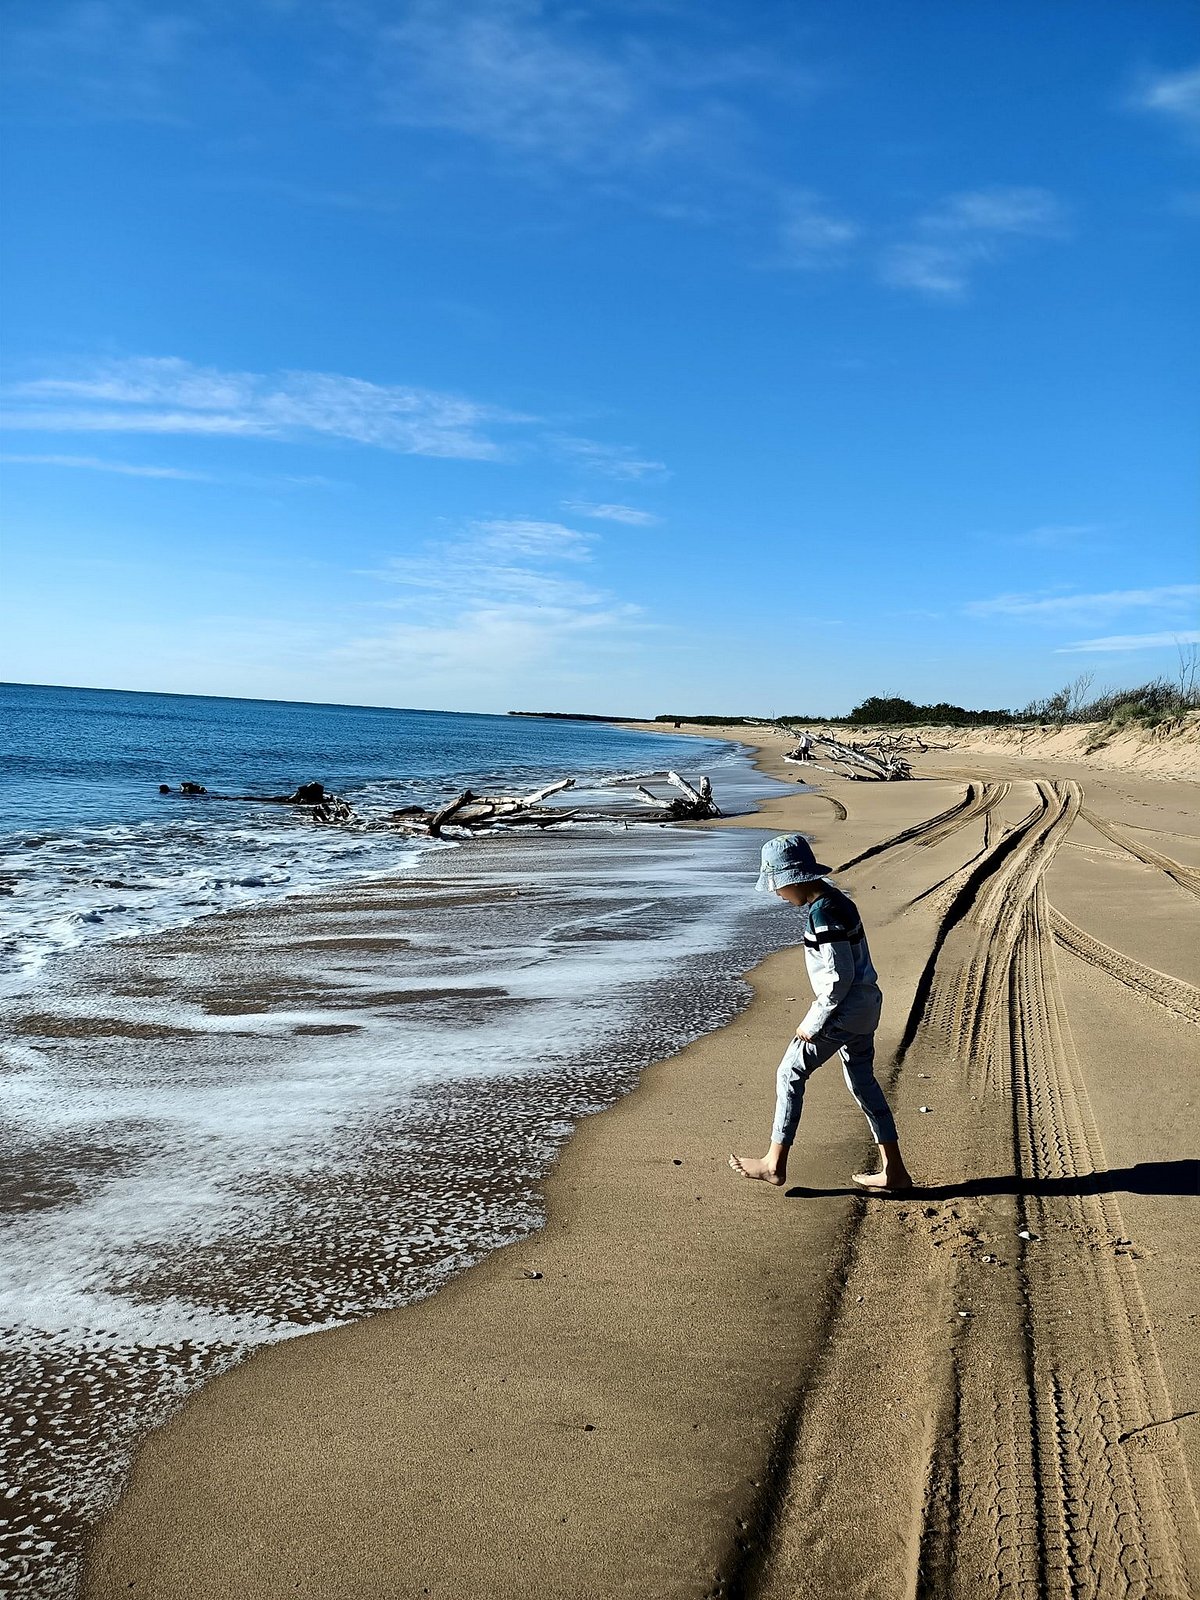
[428, 789, 476, 837]
[634, 784, 671, 809]
[666, 770, 704, 806]
[783, 734, 911, 781]
[493, 808, 581, 828]
[522, 777, 575, 805]
[160, 780, 360, 814]
[696, 775, 722, 816]
[378, 771, 720, 834]
[452, 802, 499, 825]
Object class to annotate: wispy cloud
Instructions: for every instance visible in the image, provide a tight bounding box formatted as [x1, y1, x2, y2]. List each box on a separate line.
[562, 500, 661, 527]
[1128, 63, 1200, 133]
[0, 452, 213, 481]
[882, 186, 1068, 298]
[966, 584, 1199, 620]
[362, 1, 808, 179]
[777, 190, 860, 270]
[345, 511, 644, 683]
[1011, 522, 1105, 550]
[924, 189, 1066, 234]
[372, 2, 647, 167]
[473, 517, 595, 561]
[553, 435, 669, 481]
[370, 516, 601, 606]
[0, 451, 338, 490]
[1, 356, 531, 460]
[4, 1, 200, 123]
[1, 357, 665, 478]
[1056, 630, 1200, 653]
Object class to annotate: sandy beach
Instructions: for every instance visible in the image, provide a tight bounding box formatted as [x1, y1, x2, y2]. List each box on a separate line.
[80, 724, 1199, 1599]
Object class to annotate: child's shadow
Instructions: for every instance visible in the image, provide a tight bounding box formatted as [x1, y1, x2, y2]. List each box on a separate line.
[785, 1157, 1198, 1202]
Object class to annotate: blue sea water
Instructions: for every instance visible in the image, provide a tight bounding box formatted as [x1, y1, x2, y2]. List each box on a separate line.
[0, 682, 736, 980]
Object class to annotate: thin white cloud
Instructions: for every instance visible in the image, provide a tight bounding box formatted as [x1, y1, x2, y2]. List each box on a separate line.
[966, 584, 1200, 620]
[0, 452, 213, 481]
[363, 1, 807, 179]
[1056, 630, 1200, 653]
[2, 356, 531, 460]
[562, 501, 661, 527]
[373, 2, 641, 165]
[2, 357, 664, 478]
[554, 435, 669, 481]
[1129, 64, 1200, 131]
[882, 186, 1068, 299]
[474, 518, 595, 561]
[881, 243, 974, 298]
[778, 190, 859, 269]
[1012, 522, 1104, 549]
[4, 1, 199, 122]
[372, 516, 602, 610]
[924, 188, 1066, 236]
[0, 451, 338, 491]
[347, 510, 645, 683]
[335, 602, 642, 682]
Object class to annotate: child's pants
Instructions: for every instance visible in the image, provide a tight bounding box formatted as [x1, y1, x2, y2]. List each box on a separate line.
[771, 1021, 898, 1147]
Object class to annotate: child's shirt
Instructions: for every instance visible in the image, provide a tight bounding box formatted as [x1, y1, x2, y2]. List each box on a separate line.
[796, 884, 882, 1037]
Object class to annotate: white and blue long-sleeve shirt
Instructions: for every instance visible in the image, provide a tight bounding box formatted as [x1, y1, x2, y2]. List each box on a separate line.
[796, 884, 882, 1037]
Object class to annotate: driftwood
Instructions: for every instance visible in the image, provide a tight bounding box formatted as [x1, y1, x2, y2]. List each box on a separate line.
[384, 771, 721, 835]
[780, 730, 914, 781]
[158, 771, 721, 835]
[159, 779, 353, 822]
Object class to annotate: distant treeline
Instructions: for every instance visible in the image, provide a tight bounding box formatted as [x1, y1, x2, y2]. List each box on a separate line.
[656, 664, 1200, 731]
[842, 696, 1016, 726]
[655, 698, 1013, 727]
[652, 713, 772, 727]
[508, 711, 642, 723]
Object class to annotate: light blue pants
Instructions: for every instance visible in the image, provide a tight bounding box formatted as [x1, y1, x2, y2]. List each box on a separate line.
[771, 1021, 898, 1147]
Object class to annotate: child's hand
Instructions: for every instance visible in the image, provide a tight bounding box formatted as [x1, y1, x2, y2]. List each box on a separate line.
[795, 1030, 811, 1043]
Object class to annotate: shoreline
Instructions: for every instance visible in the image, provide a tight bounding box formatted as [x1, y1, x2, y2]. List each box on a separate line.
[0, 711, 733, 991]
[4, 738, 791, 1600]
[83, 735, 1200, 1598]
[80, 733, 875, 1600]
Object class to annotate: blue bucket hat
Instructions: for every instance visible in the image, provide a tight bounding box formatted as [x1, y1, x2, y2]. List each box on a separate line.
[755, 833, 832, 893]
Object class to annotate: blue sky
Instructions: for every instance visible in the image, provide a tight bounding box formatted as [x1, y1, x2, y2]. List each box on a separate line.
[1, 0, 1196, 716]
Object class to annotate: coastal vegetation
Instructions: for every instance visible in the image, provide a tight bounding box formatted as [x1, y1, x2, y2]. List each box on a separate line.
[656, 651, 1200, 733]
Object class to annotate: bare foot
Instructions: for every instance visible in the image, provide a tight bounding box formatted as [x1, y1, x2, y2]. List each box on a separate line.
[852, 1168, 913, 1193]
[729, 1153, 787, 1186]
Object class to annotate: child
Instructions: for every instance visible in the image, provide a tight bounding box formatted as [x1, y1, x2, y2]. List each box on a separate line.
[729, 833, 912, 1192]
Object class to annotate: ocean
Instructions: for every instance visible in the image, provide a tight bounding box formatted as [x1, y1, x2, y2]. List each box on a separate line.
[0, 684, 801, 1598]
[2, 683, 760, 984]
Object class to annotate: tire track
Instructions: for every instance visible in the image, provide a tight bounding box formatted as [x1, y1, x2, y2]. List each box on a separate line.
[1081, 809, 1200, 898]
[734, 780, 1200, 1600]
[896, 780, 1068, 1081]
[838, 781, 1009, 871]
[918, 821, 1198, 1598]
[1049, 907, 1200, 1026]
[816, 793, 848, 821]
[1008, 885, 1198, 1598]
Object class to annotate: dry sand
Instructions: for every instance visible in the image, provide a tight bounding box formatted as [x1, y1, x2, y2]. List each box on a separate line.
[84, 727, 1199, 1600]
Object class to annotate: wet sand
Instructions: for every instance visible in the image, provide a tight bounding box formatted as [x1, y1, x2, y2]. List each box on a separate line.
[83, 729, 1200, 1599]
